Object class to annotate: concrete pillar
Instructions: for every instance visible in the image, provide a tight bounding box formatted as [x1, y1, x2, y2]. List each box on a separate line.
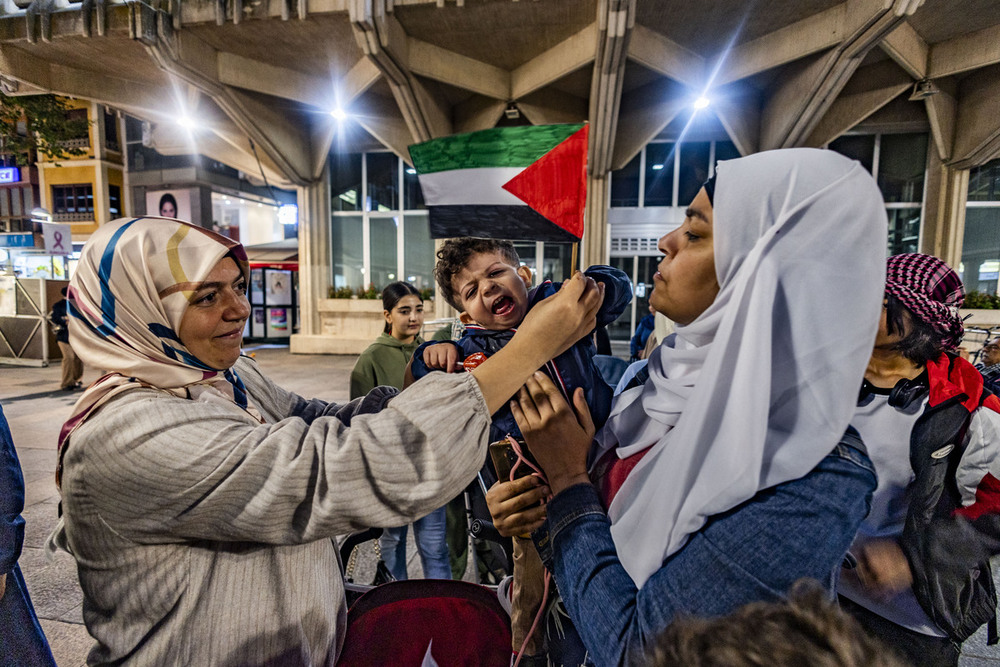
[581, 173, 610, 269]
[921, 148, 969, 269]
[290, 164, 331, 349]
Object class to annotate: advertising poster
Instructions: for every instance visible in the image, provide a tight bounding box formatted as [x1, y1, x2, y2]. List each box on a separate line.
[145, 189, 194, 223]
[266, 270, 292, 306]
[268, 308, 290, 338]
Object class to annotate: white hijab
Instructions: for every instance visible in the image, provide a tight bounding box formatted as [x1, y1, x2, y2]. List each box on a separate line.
[593, 148, 887, 587]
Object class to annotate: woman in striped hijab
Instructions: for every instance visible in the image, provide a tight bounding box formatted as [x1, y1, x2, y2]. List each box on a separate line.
[49, 215, 603, 666]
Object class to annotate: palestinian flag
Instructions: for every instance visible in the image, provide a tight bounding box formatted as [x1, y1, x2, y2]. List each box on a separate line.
[409, 123, 588, 242]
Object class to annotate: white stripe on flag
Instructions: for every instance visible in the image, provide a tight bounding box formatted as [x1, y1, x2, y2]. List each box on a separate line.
[417, 167, 527, 206]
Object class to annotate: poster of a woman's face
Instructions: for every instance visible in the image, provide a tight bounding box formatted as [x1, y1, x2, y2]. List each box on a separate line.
[146, 189, 193, 223]
[159, 193, 177, 218]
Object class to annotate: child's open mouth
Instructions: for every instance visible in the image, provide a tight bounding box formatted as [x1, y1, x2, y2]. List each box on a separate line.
[491, 296, 515, 316]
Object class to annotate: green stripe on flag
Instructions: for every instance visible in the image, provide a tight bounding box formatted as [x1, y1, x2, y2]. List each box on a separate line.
[409, 123, 584, 174]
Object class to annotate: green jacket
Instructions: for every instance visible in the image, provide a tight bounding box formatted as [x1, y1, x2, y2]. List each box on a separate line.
[350, 332, 424, 399]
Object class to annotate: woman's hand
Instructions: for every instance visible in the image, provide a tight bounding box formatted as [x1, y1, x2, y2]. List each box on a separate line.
[516, 272, 604, 365]
[855, 539, 913, 600]
[486, 476, 550, 537]
[511, 373, 596, 495]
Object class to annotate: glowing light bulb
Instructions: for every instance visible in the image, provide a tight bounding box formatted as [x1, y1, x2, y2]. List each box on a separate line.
[693, 97, 710, 110]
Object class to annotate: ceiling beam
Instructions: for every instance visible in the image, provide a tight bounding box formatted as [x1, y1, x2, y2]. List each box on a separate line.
[805, 61, 911, 147]
[349, 0, 451, 141]
[928, 24, 1000, 79]
[453, 96, 506, 135]
[879, 19, 927, 79]
[759, 0, 922, 150]
[589, 0, 636, 175]
[518, 88, 588, 126]
[626, 23, 703, 89]
[511, 22, 596, 100]
[611, 79, 688, 170]
[407, 37, 510, 100]
[217, 52, 324, 107]
[924, 79, 957, 161]
[143, 24, 317, 185]
[950, 67, 1000, 170]
[712, 90, 760, 156]
[352, 92, 417, 163]
[716, 4, 845, 87]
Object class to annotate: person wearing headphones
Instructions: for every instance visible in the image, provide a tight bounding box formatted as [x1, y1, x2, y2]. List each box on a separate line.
[839, 253, 1000, 667]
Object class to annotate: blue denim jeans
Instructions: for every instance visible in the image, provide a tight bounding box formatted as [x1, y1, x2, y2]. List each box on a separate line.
[379, 505, 452, 580]
[546, 435, 876, 667]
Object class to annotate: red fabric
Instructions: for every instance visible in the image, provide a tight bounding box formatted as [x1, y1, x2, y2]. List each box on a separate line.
[926, 353, 984, 412]
[502, 124, 588, 240]
[955, 473, 1000, 522]
[593, 446, 651, 509]
[336, 580, 511, 666]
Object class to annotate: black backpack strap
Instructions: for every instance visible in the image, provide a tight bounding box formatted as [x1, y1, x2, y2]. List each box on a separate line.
[989, 614, 998, 645]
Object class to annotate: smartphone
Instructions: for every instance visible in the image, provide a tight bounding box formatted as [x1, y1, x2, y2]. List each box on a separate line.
[489, 438, 539, 483]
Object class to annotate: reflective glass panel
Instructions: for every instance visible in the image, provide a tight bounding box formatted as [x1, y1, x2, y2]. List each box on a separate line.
[610, 153, 640, 207]
[886, 208, 921, 256]
[403, 213, 434, 293]
[331, 214, 363, 290]
[829, 135, 875, 173]
[403, 165, 426, 210]
[878, 133, 928, 203]
[331, 153, 362, 212]
[644, 143, 676, 207]
[969, 159, 1000, 202]
[369, 215, 398, 288]
[367, 153, 398, 212]
[678, 142, 711, 206]
[961, 207, 1000, 295]
[541, 243, 574, 283]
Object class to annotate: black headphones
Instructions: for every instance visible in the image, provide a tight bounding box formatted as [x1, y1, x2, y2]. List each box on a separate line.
[857, 373, 929, 410]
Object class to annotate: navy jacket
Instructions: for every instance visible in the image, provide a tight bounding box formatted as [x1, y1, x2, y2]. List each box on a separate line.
[412, 265, 632, 444]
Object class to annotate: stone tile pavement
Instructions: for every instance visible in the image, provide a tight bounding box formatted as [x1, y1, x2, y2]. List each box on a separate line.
[3, 345, 1000, 665]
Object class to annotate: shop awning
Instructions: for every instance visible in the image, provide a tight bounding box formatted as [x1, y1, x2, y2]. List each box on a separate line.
[244, 240, 298, 267]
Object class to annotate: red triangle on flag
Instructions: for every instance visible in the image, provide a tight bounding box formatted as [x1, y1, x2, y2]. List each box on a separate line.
[501, 124, 588, 240]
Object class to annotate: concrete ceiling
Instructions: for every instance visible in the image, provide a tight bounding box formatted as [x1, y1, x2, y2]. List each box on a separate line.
[0, 0, 997, 188]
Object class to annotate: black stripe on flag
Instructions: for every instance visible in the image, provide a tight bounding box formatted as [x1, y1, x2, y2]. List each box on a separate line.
[428, 205, 580, 243]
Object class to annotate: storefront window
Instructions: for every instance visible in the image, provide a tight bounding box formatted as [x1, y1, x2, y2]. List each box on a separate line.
[331, 214, 363, 290]
[678, 141, 711, 206]
[643, 143, 675, 207]
[886, 208, 921, 255]
[969, 160, 1000, 202]
[331, 153, 362, 212]
[541, 243, 574, 282]
[366, 153, 398, 212]
[403, 166, 425, 210]
[960, 207, 1000, 294]
[403, 213, 434, 293]
[713, 140, 740, 171]
[878, 133, 928, 203]
[610, 154, 640, 207]
[369, 215, 398, 288]
[513, 242, 537, 279]
[829, 135, 875, 173]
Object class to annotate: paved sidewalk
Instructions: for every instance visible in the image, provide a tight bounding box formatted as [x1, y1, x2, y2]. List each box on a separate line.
[4, 345, 1000, 665]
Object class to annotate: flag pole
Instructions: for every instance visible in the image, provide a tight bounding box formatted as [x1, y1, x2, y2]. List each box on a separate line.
[571, 242, 579, 274]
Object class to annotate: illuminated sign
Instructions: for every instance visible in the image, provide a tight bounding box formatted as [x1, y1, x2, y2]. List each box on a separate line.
[0, 233, 34, 248]
[0, 167, 20, 184]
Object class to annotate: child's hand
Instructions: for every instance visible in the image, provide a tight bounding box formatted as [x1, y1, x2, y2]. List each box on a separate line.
[423, 343, 463, 373]
[486, 476, 550, 537]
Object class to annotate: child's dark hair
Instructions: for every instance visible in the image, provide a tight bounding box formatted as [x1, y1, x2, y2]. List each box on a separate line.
[639, 580, 907, 667]
[885, 294, 942, 365]
[382, 281, 421, 334]
[434, 237, 520, 310]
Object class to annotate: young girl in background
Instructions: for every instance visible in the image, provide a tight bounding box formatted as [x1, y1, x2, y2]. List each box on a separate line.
[350, 282, 451, 580]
